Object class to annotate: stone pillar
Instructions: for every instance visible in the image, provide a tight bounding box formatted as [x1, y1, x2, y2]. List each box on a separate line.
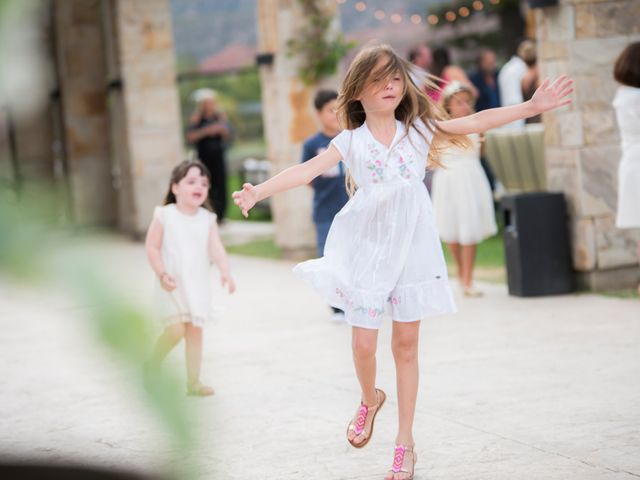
[54, 0, 115, 225]
[538, 0, 640, 290]
[257, 0, 341, 260]
[113, 0, 183, 236]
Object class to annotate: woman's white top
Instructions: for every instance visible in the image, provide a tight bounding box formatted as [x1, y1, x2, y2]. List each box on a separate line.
[294, 119, 456, 329]
[431, 133, 497, 244]
[613, 85, 640, 228]
[153, 204, 216, 327]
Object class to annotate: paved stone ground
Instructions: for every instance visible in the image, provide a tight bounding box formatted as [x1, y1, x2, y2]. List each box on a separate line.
[1, 233, 639, 480]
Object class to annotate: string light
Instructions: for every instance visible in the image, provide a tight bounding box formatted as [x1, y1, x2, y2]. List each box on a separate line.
[489, 0, 500, 4]
[473, 0, 484, 10]
[374, 9, 385, 20]
[355, 1, 366, 12]
[427, 14, 439, 25]
[410, 14, 422, 25]
[458, 6, 470, 17]
[390, 13, 402, 24]
[445, 11, 457, 22]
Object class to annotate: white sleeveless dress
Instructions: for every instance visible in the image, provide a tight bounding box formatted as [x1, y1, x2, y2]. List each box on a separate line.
[153, 204, 216, 328]
[613, 86, 640, 229]
[431, 133, 497, 244]
[293, 119, 456, 329]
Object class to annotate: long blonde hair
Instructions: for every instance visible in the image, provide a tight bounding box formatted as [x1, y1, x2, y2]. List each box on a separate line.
[335, 44, 469, 195]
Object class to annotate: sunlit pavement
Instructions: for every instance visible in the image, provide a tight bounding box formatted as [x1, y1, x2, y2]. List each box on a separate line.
[1, 234, 638, 479]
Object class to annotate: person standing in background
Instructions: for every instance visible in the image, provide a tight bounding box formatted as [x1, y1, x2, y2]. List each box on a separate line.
[469, 48, 501, 112]
[520, 42, 542, 124]
[427, 46, 478, 103]
[469, 48, 501, 192]
[498, 40, 533, 129]
[301, 90, 348, 322]
[187, 89, 232, 223]
[612, 42, 640, 295]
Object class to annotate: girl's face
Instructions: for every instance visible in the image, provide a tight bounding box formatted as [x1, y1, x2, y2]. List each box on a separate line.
[171, 166, 209, 208]
[358, 57, 405, 115]
[447, 91, 474, 118]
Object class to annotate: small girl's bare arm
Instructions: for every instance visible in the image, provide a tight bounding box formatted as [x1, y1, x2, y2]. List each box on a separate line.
[208, 222, 236, 293]
[145, 218, 176, 291]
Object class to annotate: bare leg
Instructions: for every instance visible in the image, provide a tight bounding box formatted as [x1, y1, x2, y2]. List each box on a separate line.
[184, 323, 204, 384]
[385, 320, 420, 480]
[148, 322, 186, 367]
[348, 326, 379, 445]
[447, 242, 462, 281]
[461, 244, 478, 289]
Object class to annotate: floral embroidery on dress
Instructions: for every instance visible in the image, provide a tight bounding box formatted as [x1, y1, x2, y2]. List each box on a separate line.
[336, 287, 384, 318]
[365, 143, 385, 183]
[395, 139, 416, 180]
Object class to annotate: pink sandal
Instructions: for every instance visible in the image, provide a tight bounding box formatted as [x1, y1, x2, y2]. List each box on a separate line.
[385, 444, 417, 480]
[346, 388, 386, 448]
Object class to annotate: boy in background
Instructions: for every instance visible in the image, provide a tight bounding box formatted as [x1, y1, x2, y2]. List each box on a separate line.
[301, 90, 348, 322]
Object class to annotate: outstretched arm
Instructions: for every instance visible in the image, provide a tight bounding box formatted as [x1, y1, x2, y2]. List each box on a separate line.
[232, 144, 342, 217]
[437, 75, 573, 135]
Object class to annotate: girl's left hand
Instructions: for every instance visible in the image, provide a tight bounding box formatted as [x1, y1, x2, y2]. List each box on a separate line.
[530, 75, 574, 114]
[221, 273, 236, 294]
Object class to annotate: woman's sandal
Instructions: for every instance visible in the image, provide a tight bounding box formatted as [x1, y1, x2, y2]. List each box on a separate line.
[186, 380, 214, 397]
[385, 444, 417, 480]
[346, 388, 386, 448]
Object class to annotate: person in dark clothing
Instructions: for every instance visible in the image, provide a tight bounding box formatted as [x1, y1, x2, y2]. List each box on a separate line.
[187, 89, 232, 222]
[469, 49, 501, 192]
[469, 48, 501, 112]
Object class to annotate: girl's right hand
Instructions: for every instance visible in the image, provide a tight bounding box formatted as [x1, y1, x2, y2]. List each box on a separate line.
[159, 272, 177, 292]
[232, 183, 258, 218]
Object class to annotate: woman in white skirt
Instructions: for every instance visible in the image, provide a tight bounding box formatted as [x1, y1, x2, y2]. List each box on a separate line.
[431, 82, 497, 296]
[613, 42, 640, 294]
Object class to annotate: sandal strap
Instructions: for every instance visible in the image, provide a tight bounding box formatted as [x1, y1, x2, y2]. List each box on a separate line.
[391, 444, 414, 474]
[353, 403, 369, 435]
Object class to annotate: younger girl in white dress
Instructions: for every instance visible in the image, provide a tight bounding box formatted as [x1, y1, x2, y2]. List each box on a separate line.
[233, 45, 572, 479]
[145, 160, 236, 396]
[432, 81, 497, 297]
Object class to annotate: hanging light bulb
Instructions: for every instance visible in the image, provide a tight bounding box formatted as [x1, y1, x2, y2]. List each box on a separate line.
[459, 6, 470, 17]
[473, 1, 484, 10]
[410, 14, 422, 25]
[445, 11, 457, 22]
[390, 13, 402, 24]
[374, 9, 385, 20]
[427, 14, 439, 25]
[355, 2, 367, 12]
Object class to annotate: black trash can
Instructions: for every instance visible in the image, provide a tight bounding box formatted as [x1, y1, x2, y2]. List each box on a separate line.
[501, 192, 573, 297]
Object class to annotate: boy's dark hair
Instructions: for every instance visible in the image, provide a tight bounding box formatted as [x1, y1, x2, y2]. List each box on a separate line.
[614, 42, 640, 88]
[314, 89, 338, 111]
[163, 159, 213, 211]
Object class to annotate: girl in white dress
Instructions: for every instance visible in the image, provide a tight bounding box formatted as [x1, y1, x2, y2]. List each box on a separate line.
[613, 42, 640, 294]
[233, 45, 572, 479]
[145, 160, 236, 396]
[432, 82, 497, 297]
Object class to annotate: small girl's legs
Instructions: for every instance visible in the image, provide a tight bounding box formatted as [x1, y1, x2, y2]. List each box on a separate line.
[447, 242, 481, 295]
[348, 326, 380, 445]
[148, 322, 186, 367]
[185, 323, 214, 396]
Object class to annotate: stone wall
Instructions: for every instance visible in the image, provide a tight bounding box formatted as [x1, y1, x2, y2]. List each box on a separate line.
[257, 0, 342, 260]
[54, 0, 115, 225]
[113, 0, 184, 236]
[537, 0, 640, 289]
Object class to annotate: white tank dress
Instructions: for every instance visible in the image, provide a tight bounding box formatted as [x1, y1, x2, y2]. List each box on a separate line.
[613, 85, 640, 229]
[293, 119, 456, 329]
[153, 204, 216, 328]
[431, 133, 497, 245]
